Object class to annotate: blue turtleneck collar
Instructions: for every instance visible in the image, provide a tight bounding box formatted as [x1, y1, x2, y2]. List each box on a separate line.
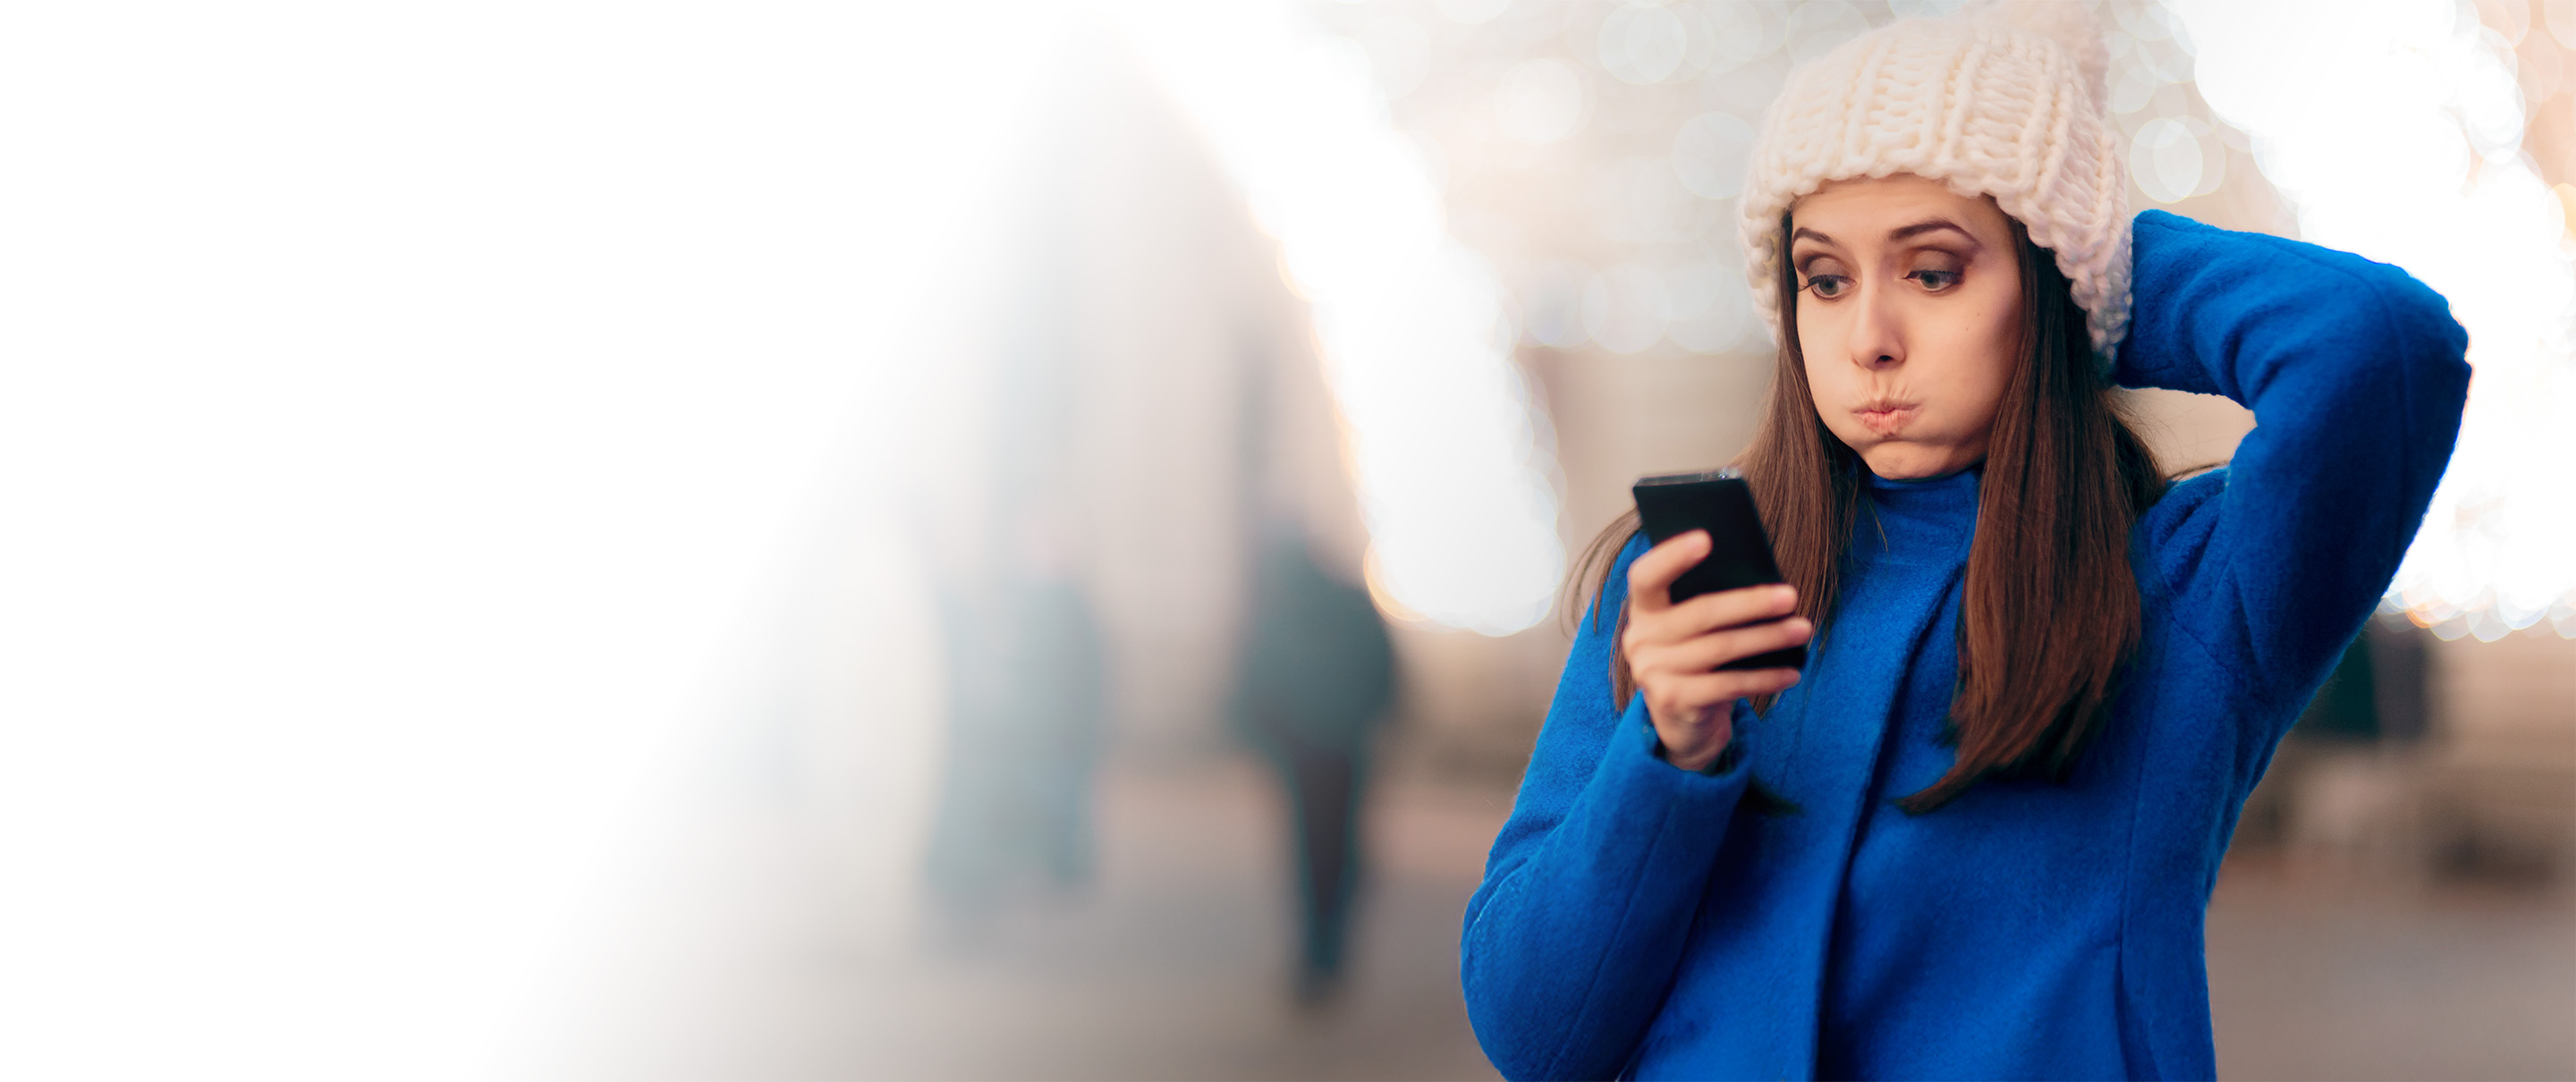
[1850, 463, 1980, 565]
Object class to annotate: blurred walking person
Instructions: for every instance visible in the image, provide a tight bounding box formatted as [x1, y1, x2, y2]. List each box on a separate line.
[924, 509, 1106, 919]
[1233, 528, 1396, 1003]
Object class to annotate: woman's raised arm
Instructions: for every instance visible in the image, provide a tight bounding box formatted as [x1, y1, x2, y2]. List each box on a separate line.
[2117, 209, 2470, 713]
[1459, 535, 1755, 1081]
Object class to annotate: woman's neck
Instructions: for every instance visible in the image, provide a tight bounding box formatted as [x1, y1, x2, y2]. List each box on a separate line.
[1852, 462, 1980, 561]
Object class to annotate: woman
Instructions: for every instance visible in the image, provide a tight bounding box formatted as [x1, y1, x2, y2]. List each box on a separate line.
[1460, 6, 2470, 1080]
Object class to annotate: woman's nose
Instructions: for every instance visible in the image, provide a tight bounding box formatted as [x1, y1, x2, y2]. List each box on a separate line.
[1847, 284, 1904, 368]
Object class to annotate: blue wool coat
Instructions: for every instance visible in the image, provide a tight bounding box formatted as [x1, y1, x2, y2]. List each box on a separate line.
[1461, 210, 2470, 1080]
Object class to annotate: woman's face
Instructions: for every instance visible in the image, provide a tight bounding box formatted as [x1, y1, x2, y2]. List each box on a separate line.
[1789, 174, 2023, 479]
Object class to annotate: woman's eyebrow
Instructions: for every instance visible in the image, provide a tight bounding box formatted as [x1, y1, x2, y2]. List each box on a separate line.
[1888, 218, 1977, 244]
[1790, 226, 1835, 245]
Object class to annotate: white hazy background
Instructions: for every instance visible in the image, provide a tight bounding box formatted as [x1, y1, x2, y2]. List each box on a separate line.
[0, 4, 1062, 1076]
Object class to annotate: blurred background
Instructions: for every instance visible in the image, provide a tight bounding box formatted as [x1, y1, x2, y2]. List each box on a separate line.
[2, 0, 2572, 1078]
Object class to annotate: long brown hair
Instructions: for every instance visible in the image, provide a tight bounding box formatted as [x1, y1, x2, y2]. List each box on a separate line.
[1566, 216, 2166, 813]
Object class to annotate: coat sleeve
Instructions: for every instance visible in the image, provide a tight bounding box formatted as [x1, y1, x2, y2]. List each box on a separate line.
[2118, 209, 2470, 713]
[1460, 534, 1754, 1080]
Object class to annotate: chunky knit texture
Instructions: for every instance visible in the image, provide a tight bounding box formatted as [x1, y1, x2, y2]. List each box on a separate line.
[1463, 212, 2470, 1079]
[1740, 1, 2131, 368]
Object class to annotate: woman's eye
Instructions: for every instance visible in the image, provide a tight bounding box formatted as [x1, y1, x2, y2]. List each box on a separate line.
[1908, 269, 1962, 292]
[1804, 275, 1851, 299]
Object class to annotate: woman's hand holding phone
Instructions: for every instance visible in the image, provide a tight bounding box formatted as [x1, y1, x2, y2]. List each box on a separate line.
[1623, 530, 1811, 772]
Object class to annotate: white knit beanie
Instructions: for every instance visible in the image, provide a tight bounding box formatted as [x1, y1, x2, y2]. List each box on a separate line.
[1738, 1, 2130, 370]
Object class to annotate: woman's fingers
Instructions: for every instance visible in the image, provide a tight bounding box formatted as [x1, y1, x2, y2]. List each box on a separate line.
[1665, 583, 1800, 638]
[1653, 667, 1801, 714]
[1624, 580, 1801, 655]
[1624, 530, 1711, 613]
[1643, 616, 1812, 674]
[1624, 545, 1809, 755]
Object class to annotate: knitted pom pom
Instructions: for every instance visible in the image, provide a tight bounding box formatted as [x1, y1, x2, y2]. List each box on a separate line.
[1967, 0, 2109, 92]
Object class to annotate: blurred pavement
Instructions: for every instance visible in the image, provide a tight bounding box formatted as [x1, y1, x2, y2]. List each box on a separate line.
[541, 755, 1501, 1080]
[544, 752, 2575, 1081]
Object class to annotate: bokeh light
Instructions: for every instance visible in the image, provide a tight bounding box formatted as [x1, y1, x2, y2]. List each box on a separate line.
[1673, 111, 1758, 199]
[1118, 0, 1566, 635]
[1597, 4, 1691, 85]
[1496, 58, 1589, 143]
[2173, 0, 2576, 638]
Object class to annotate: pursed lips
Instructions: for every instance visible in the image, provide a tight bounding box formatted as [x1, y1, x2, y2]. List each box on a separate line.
[1854, 400, 1919, 435]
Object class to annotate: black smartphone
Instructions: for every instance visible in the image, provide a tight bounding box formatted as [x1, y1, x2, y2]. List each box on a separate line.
[1631, 470, 1806, 672]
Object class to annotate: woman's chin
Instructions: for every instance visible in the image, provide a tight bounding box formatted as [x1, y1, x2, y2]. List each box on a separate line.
[1858, 445, 1978, 480]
